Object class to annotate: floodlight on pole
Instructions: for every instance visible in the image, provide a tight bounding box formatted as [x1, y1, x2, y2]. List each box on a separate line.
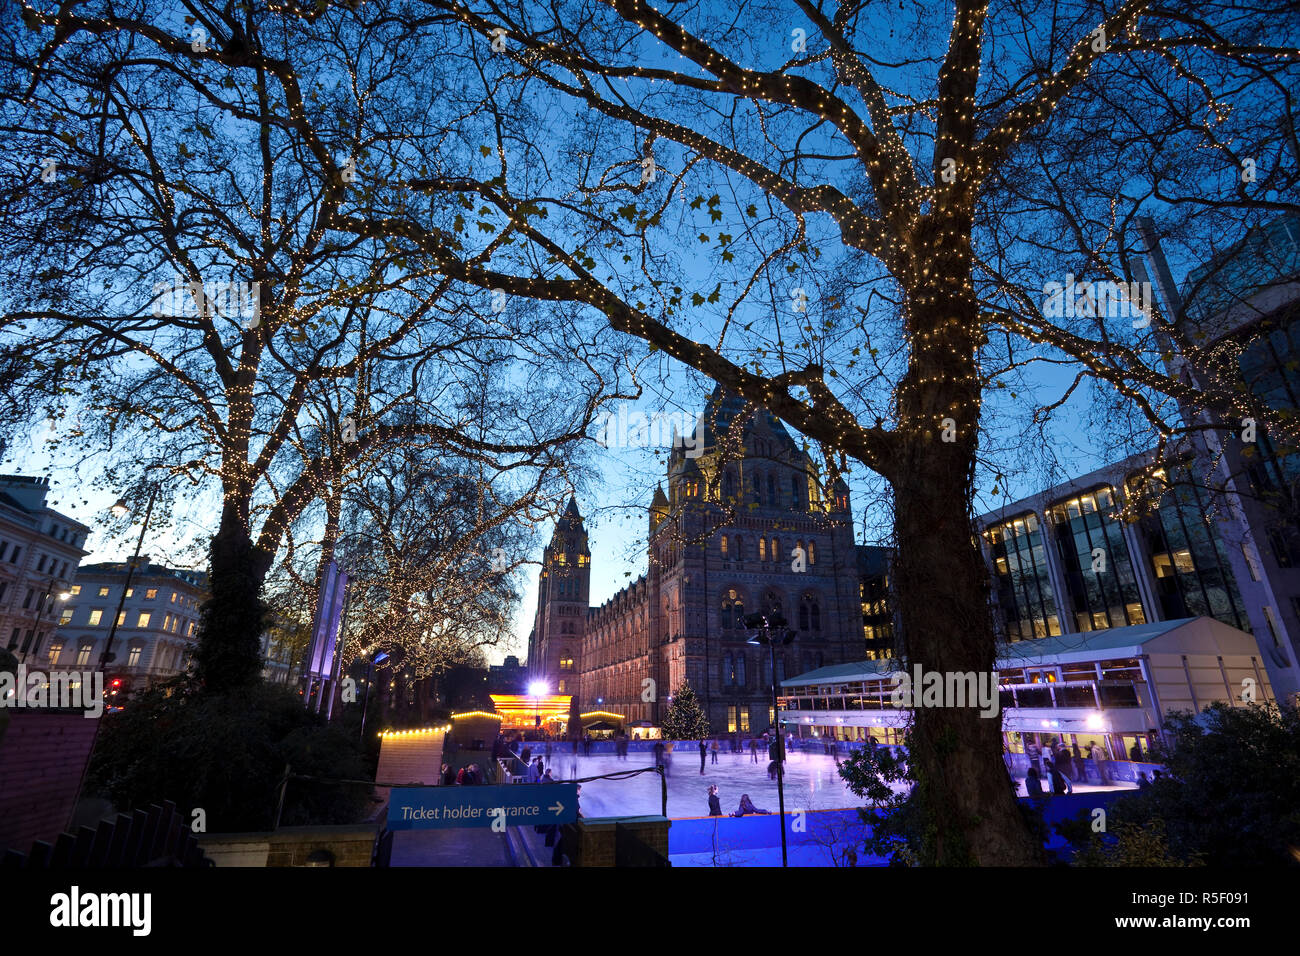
[745, 611, 795, 867]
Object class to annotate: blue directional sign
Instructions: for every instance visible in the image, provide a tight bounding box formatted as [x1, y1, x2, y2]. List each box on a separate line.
[388, 784, 579, 830]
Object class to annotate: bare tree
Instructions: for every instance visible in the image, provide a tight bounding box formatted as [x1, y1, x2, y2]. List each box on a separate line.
[0, 3, 627, 692]
[7, 0, 1297, 864]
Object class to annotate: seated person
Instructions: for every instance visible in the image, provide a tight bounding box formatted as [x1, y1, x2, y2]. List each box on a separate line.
[734, 794, 770, 816]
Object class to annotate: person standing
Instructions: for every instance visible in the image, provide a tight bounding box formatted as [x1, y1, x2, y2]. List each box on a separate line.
[1049, 763, 1068, 795]
[1024, 766, 1044, 796]
[707, 785, 722, 817]
[699, 738, 708, 774]
[749, 738, 759, 763]
[710, 739, 719, 764]
[1055, 741, 1074, 782]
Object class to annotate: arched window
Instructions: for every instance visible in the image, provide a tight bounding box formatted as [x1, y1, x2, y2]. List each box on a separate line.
[759, 538, 767, 561]
[737, 654, 747, 686]
[720, 535, 729, 557]
[771, 537, 779, 562]
[800, 593, 820, 632]
[724, 470, 736, 500]
[734, 535, 742, 558]
[722, 588, 744, 629]
[808, 540, 817, 565]
[765, 589, 783, 617]
[791, 474, 801, 506]
[767, 474, 777, 507]
[722, 653, 732, 685]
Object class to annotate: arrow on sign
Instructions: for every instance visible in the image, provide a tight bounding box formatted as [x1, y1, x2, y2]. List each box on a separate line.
[549, 802, 565, 815]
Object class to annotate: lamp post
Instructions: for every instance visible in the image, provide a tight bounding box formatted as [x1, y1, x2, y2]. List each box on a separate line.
[745, 611, 796, 868]
[529, 680, 547, 738]
[359, 650, 390, 744]
[100, 484, 160, 674]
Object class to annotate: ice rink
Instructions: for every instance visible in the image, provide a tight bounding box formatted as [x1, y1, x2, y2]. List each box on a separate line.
[527, 746, 884, 819]
[521, 746, 1137, 820]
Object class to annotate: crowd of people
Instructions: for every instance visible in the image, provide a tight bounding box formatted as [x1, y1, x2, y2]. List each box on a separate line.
[1022, 736, 1118, 796]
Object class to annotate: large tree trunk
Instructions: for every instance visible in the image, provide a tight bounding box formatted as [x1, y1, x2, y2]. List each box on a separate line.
[891, 225, 1043, 865]
[194, 502, 274, 694]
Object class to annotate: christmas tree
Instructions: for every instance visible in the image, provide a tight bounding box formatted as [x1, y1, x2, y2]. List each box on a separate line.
[660, 681, 711, 740]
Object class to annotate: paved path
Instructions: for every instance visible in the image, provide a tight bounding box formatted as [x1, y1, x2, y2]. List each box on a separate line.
[389, 827, 512, 867]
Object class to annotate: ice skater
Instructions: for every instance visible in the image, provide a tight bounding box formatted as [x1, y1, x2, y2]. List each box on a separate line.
[707, 785, 722, 817]
[710, 739, 719, 764]
[699, 739, 708, 774]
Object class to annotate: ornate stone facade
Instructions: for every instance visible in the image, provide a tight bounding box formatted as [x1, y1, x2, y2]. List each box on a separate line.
[528, 388, 874, 734]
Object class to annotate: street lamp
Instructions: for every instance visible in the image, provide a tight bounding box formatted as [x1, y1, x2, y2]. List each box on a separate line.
[359, 651, 390, 744]
[100, 484, 160, 673]
[745, 611, 796, 868]
[529, 680, 547, 737]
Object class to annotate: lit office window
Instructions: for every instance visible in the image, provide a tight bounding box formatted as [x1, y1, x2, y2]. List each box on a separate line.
[1046, 487, 1144, 631]
[1129, 466, 1249, 632]
[137, 612, 151, 628]
[984, 514, 1061, 640]
[88, 609, 104, 626]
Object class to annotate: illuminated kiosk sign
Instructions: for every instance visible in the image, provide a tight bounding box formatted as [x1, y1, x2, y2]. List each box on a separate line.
[388, 784, 579, 830]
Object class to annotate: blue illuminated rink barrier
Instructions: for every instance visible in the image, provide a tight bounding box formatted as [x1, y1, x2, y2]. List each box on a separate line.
[667, 792, 1126, 866]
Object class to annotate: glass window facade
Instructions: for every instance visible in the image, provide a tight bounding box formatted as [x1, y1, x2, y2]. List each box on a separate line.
[985, 513, 1061, 640]
[1047, 487, 1145, 631]
[1129, 467, 1250, 631]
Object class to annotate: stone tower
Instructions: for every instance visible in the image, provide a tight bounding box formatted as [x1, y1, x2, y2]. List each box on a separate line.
[527, 496, 590, 697]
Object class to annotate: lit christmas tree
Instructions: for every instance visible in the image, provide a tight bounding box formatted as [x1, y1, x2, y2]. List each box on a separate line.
[660, 681, 710, 741]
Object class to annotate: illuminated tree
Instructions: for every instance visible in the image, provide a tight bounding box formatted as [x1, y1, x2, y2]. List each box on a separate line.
[0, 3, 625, 693]
[660, 680, 711, 740]
[7, 0, 1298, 864]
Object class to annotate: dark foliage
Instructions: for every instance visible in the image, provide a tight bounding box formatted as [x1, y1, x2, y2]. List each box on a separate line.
[1058, 702, 1300, 866]
[86, 678, 373, 831]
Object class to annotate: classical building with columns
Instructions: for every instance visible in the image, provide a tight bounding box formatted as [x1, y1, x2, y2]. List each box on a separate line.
[527, 387, 874, 735]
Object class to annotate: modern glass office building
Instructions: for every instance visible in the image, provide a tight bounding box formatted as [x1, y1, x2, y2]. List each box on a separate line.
[977, 215, 1300, 700]
[985, 513, 1061, 641]
[979, 461, 1247, 650]
[1045, 486, 1145, 632]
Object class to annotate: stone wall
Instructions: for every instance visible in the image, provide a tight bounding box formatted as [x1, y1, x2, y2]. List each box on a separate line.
[198, 824, 379, 867]
[0, 710, 100, 854]
[567, 815, 670, 867]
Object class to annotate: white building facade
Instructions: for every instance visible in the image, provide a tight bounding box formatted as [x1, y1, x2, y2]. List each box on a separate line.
[54, 559, 207, 694]
[0, 475, 90, 665]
